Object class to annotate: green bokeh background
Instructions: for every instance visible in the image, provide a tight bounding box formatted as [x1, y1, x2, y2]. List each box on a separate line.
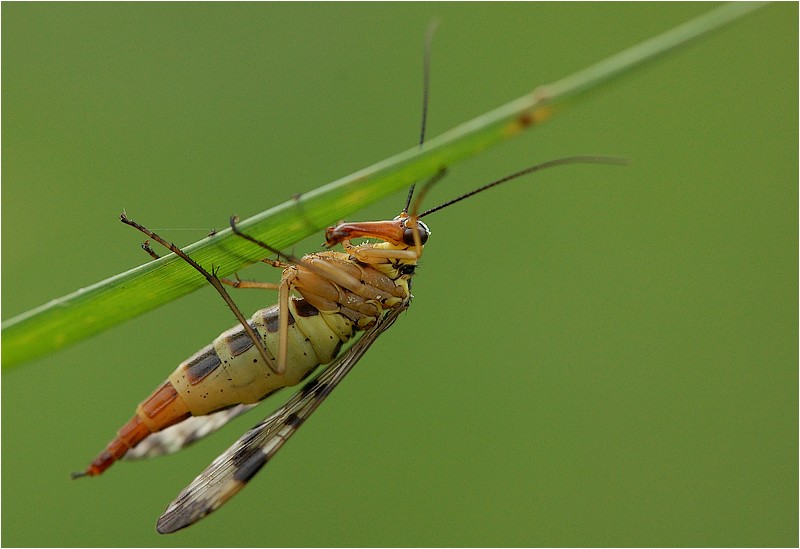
[2, 3, 796, 547]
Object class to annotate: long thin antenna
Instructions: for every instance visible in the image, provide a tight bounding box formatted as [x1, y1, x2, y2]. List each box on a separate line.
[418, 155, 628, 218]
[418, 19, 438, 148]
[403, 19, 439, 214]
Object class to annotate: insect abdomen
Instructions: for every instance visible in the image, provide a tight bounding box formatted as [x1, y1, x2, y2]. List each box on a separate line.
[76, 298, 355, 477]
[170, 298, 355, 415]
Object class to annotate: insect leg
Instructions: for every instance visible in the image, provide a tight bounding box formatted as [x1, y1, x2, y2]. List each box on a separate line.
[141, 232, 286, 282]
[142, 240, 161, 260]
[227, 216, 307, 375]
[228, 215, 301, 264]
[345, 245, 420, 263]
[217, 269, 292, 374]
[227, 216, 333, 375]
[277, 275, 292, 374]
[229, 217, 339, 282]
[142, 238, 280, 292]
[119, 213, 281, 375]
[217, 256, 288, 290]
[219, 276, 281, 291]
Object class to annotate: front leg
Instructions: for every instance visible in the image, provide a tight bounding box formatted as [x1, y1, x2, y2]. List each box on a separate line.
[342, 240, 420, 263]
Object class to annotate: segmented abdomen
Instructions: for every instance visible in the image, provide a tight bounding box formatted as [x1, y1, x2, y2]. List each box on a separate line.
[78, 298, 355, 477]
[169, 297, 355, 416]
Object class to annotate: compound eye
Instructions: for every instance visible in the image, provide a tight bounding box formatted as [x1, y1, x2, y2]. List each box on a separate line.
[399, 264, 416, 276]
[402, 219, 430, 246]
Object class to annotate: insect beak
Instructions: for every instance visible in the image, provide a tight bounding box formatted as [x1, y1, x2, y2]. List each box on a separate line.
[324, 220, 406, 247]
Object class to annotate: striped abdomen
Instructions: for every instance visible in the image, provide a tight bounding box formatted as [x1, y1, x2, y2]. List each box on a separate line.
[171, 297, 356, 415]
[77, 297, 355, 477]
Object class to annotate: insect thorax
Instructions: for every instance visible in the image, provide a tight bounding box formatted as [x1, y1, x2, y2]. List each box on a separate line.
[292, 249, 413, 329]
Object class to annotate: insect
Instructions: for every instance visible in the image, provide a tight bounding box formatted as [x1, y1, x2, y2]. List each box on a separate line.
[72, 29, 624, 533]
[75, 157, 617, 533]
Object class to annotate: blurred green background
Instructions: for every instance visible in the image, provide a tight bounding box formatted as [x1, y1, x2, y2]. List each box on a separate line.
[2, 3, 796, 547]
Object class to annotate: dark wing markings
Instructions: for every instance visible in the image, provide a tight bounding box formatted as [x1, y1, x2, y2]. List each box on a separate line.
[156, 304, 408, 534]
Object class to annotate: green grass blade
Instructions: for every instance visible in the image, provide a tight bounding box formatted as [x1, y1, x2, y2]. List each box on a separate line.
[1, 2, 765, 368]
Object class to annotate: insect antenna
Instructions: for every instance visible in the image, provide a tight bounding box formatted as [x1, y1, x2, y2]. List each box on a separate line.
[405, 167, 447, 255]
[418, 155, 628, 218]
[403, 19, 439, 215]
[409, 167, 448, 218]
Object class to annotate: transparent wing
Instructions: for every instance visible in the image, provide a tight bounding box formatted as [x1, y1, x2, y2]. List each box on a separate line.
[156, 304, 408, 534]
[125, 404, 258, 460]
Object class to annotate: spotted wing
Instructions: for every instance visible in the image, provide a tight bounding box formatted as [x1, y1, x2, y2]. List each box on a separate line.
[156, 304, 408, 534]
[125, 404, 258, 459]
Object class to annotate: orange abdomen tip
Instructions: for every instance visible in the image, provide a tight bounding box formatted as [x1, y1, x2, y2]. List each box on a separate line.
[71, 415, 150, 478]
[73, 381, 191, 479]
